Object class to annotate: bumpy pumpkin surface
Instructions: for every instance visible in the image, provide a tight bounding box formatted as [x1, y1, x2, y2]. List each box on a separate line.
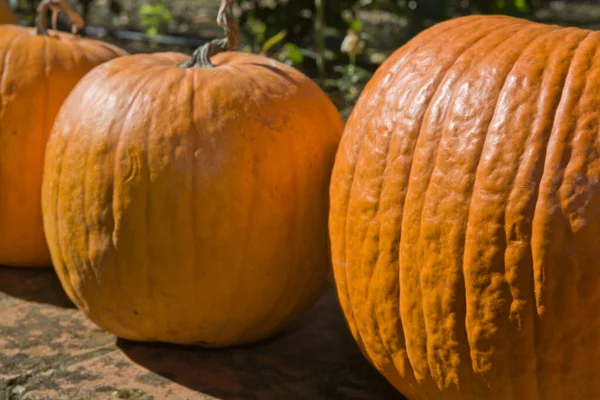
[330, 14, 600, 400]
[0, 24, 126, 267]
[0, 0, 17, 24]
[41, 51, 343, 347]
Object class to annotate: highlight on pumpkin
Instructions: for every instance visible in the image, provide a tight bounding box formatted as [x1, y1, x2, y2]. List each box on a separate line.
[40, 0, 343, 348]
[0, 0, 127, 268]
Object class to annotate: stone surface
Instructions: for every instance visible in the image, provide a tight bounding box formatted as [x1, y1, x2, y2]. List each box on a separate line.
[0, 267, 403, 400]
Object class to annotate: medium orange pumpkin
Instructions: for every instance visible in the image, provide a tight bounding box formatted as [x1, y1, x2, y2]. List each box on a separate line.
[0, 0, 126, 267]
[41, 0, 343, 347]
[330, 14, 600, 400]
[0, 0, 17, 24]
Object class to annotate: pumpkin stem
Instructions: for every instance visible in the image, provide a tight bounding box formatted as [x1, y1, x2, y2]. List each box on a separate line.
[35, 0, 85, 37]
[179, 0, 239, 68]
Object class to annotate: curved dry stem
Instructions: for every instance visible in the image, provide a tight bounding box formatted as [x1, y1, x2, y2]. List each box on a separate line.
[35, 0, 85, 37]
[180, 0, 240, 68]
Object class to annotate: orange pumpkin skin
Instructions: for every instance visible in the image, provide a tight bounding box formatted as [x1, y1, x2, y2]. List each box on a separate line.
[330, 15, 600, 400]
[42, 51, 343, 346]
[0, 25, 126, 267]
[0, 0, 17, 24]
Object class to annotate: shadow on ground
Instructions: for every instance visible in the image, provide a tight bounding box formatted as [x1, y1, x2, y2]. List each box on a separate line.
[117, 287, 404, 400]
[0, 266, 74, 308]
[0, 271, 402, 399]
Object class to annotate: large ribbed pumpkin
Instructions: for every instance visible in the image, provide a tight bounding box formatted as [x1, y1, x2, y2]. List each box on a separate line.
[0, 1, 126, 267]
[41, 5, 343, 345]
[0, 0, 17, 24]
[330, 14, 600, 400]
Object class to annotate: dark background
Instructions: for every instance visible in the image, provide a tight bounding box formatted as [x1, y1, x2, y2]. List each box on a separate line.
[11, 0, 600, 116]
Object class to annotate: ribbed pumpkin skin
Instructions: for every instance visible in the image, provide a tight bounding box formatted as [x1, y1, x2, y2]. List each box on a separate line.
[0, 0, 16, 24]
[330, 15, 600, 400]
[42, 52, 343, 347]
[0, 25, 126, 267]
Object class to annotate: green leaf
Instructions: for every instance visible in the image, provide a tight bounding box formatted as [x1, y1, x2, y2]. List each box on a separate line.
[349, 19, 363, 32]
[145, 26, 158, 38]
[283, 43, 304, 64]
[514, 0, 527, 11]
[261, 30, 287, 54]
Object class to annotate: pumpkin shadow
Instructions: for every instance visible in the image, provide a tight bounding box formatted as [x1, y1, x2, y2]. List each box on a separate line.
[117, 286, 403, 400]
[0, 265, 75, 308]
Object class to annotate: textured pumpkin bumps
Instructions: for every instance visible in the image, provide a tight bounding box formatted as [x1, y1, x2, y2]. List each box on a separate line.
[330, 14, 600, 400]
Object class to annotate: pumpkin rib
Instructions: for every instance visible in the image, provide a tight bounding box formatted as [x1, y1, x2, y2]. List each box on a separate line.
[342, 18, 524, 396]
[395, 21, 505, 394]
[566, 32, 600, 376]
[500, 28, 590, 400]
[536, 27, 591, 400]
[386, 23, 509, 398]
[420, 28, 508, 395]
[83, 66, 121, 288]
[105, 64, 167, 339]
[336, 18, 512, 394]
[568, 32, 600, 384]
[39, 37, 47, 188]
[156, 66, 200, 339]
[46, 89, 85, 311]
[504, 28, 586, 400]
[247, 65, 336, 342]
[187, 68, 199, 343]
[336, 43, 419, 366]
[257, 80, 299, 339]
[69, 65, 137, 324]
[52, 65, 142, 315]
[82, 63, 157, 329]
[343, 45, 442, 396]
[423, 22, 541, 390]
[71, 38, 91, 66]
[104, 62, 158, 337]
[457, 25, 560, 394]
[534, 33, 591, 399]
[363, 20, 511, 395]
[458, 25, 566, 399]
[91, 40, 129, 60]
[399, 22, 537, 394]
[396, 22, 535, 393]
[51, 87, 98, 313]
[238, 70, 260, 342]
[530, 30, 600, 399]
[139, 66, 181, 339]
[80, 71, 97, 301]
[212, 64, 256, 342]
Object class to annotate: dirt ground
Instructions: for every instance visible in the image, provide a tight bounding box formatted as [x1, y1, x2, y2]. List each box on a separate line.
[0, 267, 402, 400]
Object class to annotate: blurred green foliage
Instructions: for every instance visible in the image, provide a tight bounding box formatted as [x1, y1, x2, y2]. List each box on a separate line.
[139, 2, 172, 38]
[231, 0, 550, 116]
[10, 0, 554, 116]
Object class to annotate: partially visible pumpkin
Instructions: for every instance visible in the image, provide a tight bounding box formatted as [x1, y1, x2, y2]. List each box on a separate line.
[0, 0, 17, 24]
[330, 14, 600, 400]
[0, 0, 126, 267]
[41, 0, 343, 347]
